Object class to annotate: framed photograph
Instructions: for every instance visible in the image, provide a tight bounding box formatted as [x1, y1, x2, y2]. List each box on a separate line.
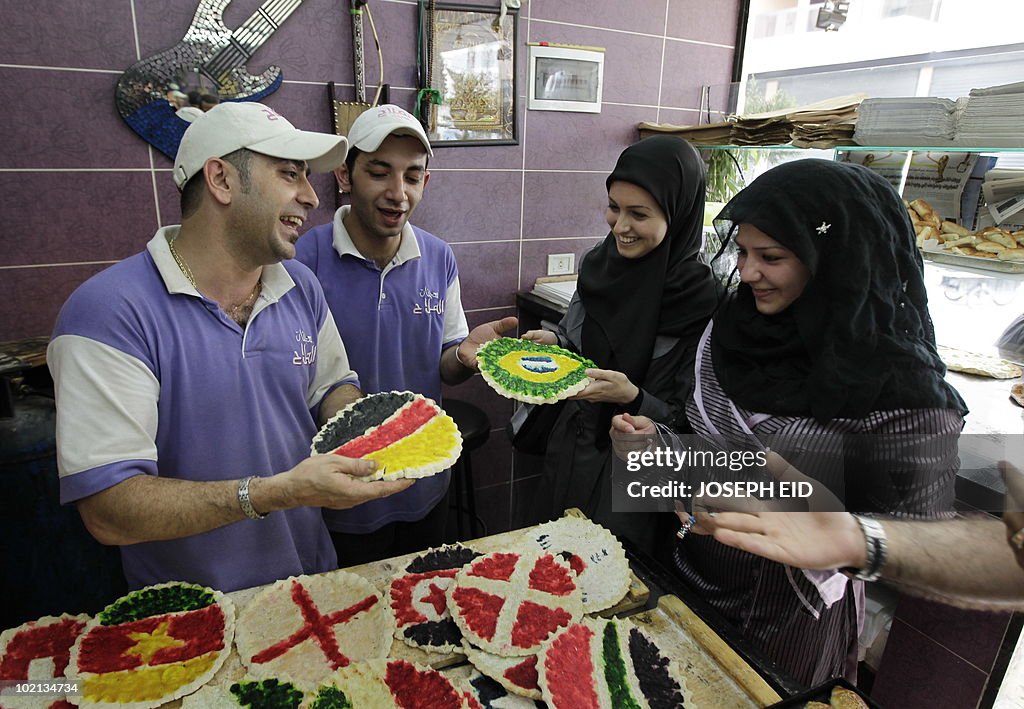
[528, 45, 604, 113]
[425, 3, 517, 146]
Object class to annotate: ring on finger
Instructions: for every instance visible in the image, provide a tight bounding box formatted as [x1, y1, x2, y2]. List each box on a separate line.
[676, 515, 697, 540]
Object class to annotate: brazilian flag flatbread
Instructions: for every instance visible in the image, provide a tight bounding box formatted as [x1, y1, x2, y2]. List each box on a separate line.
[308, 659, 465, 709]
[475, 338, 594, 404]
[311, 392, 462, 481]
[66, 582, 235, 709]
[538, 618, 688, 709]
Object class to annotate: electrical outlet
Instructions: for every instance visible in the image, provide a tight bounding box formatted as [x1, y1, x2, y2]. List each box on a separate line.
[547, 253, 575, 276]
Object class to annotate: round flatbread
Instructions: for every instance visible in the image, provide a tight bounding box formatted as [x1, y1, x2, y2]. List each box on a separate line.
[234, 572, 392, 691]
[444, 665, 546, 709]
[309, 659, 467, 708]
[66, 582, 235, 709]
[1, 613, 90, 709]
[475, 338, 594, 404]
[447, 551, 582, 657]
[461, 642, 541, 700]
[538, 618, 689, 709]
[180, 678, 305, 708]
[311, 391, 462, 481]
[938, 345, 1022, 379]
[518, 516, 630, 613]
[389, 545, 481, 654]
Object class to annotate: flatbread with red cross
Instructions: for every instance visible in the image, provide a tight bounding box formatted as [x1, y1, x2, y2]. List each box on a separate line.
[65, 582, 235, 709]
[518, 516, 630, 613]
[388, 545, 481, 654]
[310, 658, 469, 708]
[234, 571, 393, 691]
[538, 618, 690, 709]
[461, 642, 541, 700]
[447, 551, 582, 657]
[311, 391, 462, 481]
[0, 613, 90, 709]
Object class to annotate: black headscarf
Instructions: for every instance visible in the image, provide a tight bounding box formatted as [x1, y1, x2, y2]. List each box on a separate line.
[711, 158, 966, 423]
[577, 136, 720, 438]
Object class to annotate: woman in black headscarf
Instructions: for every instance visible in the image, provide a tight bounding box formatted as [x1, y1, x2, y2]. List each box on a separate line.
[613, 158, 968, 686]
[522, 135, 720, 556]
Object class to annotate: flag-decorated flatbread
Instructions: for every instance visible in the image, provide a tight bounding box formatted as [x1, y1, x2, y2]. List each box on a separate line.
[538, 618, 689, 709]
[461, 643, 541, 700]
[518, 516, 631, 613]
[447, 551, 582, 657]
[311, 391, 462, 480]
[475, 338, 594, 404]
[66, 583, 234, 709]
[444, 665, 545, 709]
[1, 613, 90, 709]
[180, 678, 305, 708]
[388, 545, 481, 654]
[309, 659, 468, 708]
[234, 572, 392, 691]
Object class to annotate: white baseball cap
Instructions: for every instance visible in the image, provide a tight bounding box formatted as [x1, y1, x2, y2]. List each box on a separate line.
[173, 102, 349, 190]
[347, 104, 433, 157]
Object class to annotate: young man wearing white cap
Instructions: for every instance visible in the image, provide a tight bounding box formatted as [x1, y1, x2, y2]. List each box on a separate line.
[48, 102, 412, 592]
[296, 104, 517, 565]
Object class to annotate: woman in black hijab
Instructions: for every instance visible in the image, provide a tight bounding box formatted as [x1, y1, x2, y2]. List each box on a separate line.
[613, 158, 967, 686]
[522, 135, 720, 555]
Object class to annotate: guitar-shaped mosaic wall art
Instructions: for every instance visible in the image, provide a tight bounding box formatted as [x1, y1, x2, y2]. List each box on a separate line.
[115, 0, 305, 159]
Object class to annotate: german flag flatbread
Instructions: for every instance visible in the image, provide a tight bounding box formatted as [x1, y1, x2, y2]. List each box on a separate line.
[309, 659, 468, 708]
[1, 613, 90, 709]
[234, 571, 392, 691]
[475, 338, 594, 404]
[538, 618, 689, 709]
[461, 642, 541, 700]
[447, 551, 583, 657]
[65, 582, 234, 709]
[311, 391, 462, 481]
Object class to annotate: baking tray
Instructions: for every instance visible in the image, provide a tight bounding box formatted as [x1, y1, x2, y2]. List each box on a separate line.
[767, 676, 880, 708]
[921, 248, 1024, 275]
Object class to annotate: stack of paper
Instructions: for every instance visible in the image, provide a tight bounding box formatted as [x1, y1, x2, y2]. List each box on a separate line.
[638, 94, 863, 148]
[955, 89, 1024, 148]
[853, 97, 957, 147]
[532, 277, 576, 309]
[638, 120, 734, 146]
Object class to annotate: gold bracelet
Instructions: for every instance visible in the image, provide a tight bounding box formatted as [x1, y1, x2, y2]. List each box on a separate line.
[238, 476, 267, 520]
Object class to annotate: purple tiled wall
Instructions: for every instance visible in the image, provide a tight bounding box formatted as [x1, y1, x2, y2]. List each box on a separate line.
[0, 0, 739, 533]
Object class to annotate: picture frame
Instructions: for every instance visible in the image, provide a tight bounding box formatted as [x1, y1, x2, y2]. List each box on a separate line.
[527, 44, 604, 113]
[424, 3, 517, 146]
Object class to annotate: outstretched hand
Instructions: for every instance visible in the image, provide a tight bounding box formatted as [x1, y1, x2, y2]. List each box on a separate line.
[704, 510, 866, 570]
[281, 454, 414, 510]
[456, 316, 519, 369]
[570, 368, 638, 405]
[521, 329, 557, 346]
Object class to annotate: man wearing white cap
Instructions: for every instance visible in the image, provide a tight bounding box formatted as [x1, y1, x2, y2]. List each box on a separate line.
[49, 102, 412, 592]
[296, 104, 517, 565]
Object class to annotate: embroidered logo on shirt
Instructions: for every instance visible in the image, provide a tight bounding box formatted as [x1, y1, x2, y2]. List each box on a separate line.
[413, 287, 444, 316]
[816, 221, 831, 235]
[293, 329, 317, 366]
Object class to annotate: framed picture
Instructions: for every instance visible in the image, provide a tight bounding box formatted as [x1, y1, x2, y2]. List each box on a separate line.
[528, 45, 604, 113]
[424, 3, 517, 146]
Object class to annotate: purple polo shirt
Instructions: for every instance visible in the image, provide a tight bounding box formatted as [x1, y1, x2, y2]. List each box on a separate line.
[49, 228, 359, 592]
[296, 206, 469, 533]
